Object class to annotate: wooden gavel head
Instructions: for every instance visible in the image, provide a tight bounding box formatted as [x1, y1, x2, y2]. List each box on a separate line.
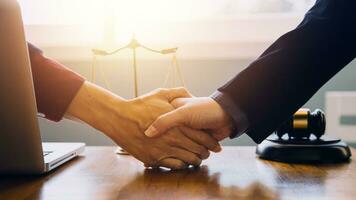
[275, 108, 326, 140]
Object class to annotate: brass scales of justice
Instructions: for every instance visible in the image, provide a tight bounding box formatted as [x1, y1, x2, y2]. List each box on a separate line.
[91, 35, 185, 155]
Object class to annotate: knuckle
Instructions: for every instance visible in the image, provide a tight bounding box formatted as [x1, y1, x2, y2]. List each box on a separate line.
[163, 131, 179, 144]
[194, 132, 209, 144]
[198, 148, 210, 159]
[195, 133, 219, 151]
[178, 87, 189, 95]
[164, 135, 176, 146]
[171, 100, 180, 108]
[203, 136, 218, 148]
[194, 145, 205, 154]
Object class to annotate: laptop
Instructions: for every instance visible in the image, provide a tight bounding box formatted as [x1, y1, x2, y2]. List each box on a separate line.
[0, 0, 85, 175]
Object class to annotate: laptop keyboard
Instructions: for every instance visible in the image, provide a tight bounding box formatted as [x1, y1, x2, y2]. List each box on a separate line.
[43, 151, 53, 157]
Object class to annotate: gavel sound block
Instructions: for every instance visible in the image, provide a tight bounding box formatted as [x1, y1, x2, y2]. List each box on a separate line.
[256, 109, 352, 163]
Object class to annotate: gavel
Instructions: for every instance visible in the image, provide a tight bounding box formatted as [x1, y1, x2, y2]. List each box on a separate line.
[275, 108, 326, 139]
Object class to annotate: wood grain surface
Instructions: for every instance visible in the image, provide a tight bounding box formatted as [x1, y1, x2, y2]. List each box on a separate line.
[0, 147, 355, 200]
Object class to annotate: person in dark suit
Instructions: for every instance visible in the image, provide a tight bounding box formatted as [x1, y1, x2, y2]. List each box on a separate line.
[145, 0, 356, 145]
[26, 43, 221, 169]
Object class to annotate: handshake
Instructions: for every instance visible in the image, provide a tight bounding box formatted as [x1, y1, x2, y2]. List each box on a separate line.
[66, 82, 235, 169]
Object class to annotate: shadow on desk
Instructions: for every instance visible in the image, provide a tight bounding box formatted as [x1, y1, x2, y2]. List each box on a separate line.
[117, 166, 279, 200]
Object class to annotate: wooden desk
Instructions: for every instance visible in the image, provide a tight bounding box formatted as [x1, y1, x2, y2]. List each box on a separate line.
[0, 147, 355, 200]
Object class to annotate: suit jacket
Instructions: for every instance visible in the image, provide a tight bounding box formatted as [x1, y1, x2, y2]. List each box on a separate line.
[27, 43, 84, 122]
[213, 0, 356, 143]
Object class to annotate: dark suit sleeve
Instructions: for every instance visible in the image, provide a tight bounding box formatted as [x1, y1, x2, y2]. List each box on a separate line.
[27, 43, 85, 122]
[212, 0, 356, 143]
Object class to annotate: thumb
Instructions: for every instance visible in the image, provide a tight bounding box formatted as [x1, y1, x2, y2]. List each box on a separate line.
[145, 109, 184, 137]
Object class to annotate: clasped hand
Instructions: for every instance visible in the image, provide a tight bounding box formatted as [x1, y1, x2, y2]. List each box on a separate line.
[67, 82, 225, 169]
[111, 88, 223, 169]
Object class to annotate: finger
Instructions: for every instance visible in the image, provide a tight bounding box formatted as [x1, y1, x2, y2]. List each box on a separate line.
[179, 126, 222, 153]
[169, 129, 210, 160]
[169, 147, 202, 167]
[156, 158, 188, 170]
[143, 157, 187, 170]
[212, 127, 232, 141]
[145, 109, 185, 137]
[171, 97, 188, 108]
[164, 87, 192, 102]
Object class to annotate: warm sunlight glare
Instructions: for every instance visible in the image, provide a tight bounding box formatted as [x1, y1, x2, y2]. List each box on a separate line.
[18, 0, 225, 45]
[18, 0, 314, 45]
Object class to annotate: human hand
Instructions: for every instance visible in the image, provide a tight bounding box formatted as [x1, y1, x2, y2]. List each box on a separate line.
[66, 82, 221, 169]
[116, 88, 222, 168]
[145, 97, 234, 141]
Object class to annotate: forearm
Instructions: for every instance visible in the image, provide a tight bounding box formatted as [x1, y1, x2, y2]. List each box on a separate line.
[217, 0, 356, 143]
[28, 43, 85, 122]
[65, 81, 130, 138]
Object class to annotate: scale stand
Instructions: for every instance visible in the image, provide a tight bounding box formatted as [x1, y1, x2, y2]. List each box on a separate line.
[91, 35, 185, 155]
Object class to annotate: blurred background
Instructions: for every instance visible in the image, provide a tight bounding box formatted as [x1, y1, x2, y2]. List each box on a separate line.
[20, 0, 356, 146]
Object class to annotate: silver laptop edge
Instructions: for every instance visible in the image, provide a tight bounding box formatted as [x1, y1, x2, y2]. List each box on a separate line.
[0, 0, 85, 175]
[43, 143, 85, 172]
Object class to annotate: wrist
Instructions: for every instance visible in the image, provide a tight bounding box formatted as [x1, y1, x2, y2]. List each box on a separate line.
[210, 90, 249, 139]
[209, 97, 235, 134]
